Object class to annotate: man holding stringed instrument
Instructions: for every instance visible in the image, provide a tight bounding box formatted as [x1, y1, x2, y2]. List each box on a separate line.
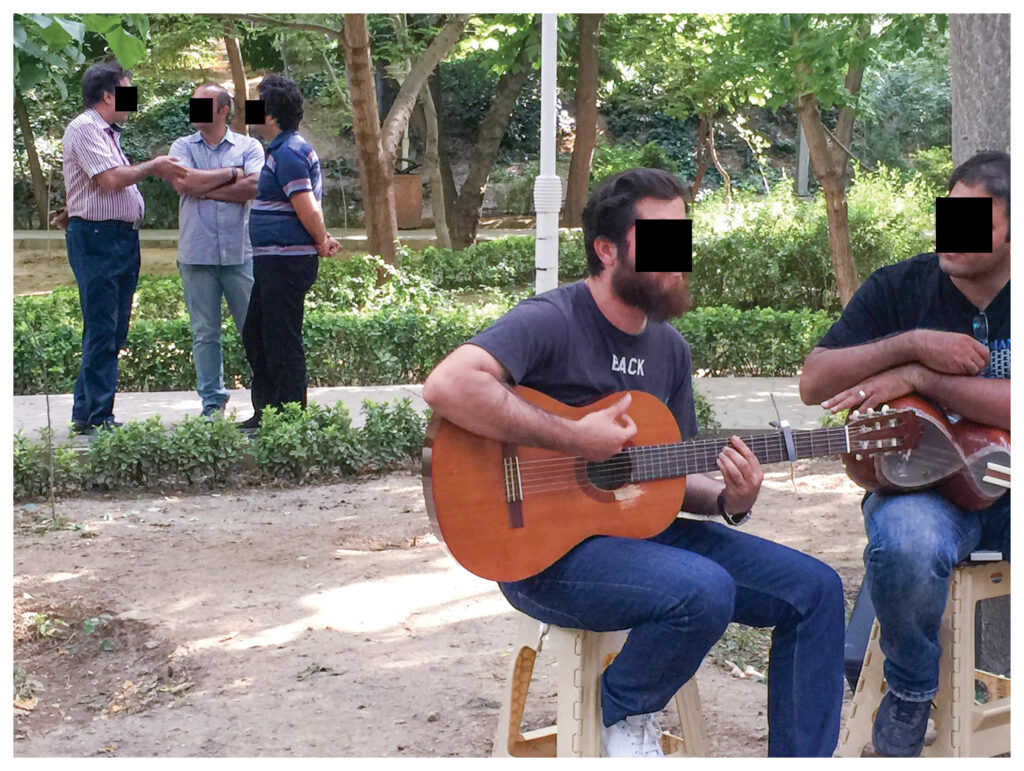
[800, 151, 1010, 758]
[423, 168, 846, 757]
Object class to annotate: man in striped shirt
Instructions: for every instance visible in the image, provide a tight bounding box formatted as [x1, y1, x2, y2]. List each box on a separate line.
[61, 61, 187, 434]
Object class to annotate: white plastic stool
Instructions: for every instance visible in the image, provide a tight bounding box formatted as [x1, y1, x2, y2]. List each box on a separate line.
[837, 561, 1010, 757]
[493, 612, 708, 757]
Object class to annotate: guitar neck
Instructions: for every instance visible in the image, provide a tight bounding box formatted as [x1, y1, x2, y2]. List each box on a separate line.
[626, 426, 850, 483]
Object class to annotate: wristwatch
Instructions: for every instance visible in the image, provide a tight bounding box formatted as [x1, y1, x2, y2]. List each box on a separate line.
[717, 490, 751, 527]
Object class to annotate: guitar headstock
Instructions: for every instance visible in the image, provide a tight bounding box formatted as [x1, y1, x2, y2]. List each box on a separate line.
[846, 406, 923, 457]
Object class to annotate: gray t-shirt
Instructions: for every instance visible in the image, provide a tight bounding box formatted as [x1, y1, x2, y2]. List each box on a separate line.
[469, 280, 698, 439]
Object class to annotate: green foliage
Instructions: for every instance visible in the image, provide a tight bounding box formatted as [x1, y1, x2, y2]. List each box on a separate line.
[86, 416, 169, 487]
[163, 413, 249, 484]
[909, 145, 953, 194]
[12, 430, 84, 499]
[357, 399, 428, 470]
[690, 168, 936, 312]
[249, 402, 362, 481]
[590, 141, 679, 187]
[694, 390, 721, 433]
[675, 306, 838, 377]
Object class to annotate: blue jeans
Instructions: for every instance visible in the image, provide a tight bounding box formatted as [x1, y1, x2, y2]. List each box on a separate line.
[178, 261, 254, 409]
[862, 490, 1010, 702]
[499, 518, 845, 757]
[66, 218, 140, 425]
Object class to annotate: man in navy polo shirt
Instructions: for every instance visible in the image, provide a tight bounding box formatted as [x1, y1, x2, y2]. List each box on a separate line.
[239, 74, 339, 430]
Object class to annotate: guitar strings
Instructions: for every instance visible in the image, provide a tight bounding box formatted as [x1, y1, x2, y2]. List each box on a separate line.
[511, 428, 960, 497]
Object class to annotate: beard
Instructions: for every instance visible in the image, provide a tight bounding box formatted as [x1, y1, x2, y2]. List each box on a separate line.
[611, 259, 692, 321]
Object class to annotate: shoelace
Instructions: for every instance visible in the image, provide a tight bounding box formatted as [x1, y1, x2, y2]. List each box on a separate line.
[633, 714, 663, 756]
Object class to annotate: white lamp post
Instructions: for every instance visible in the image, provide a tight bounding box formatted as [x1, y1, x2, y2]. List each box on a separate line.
[533, 13, 561, 295]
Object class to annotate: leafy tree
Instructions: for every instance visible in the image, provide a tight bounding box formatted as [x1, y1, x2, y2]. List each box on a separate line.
[13, 13, 149, 228]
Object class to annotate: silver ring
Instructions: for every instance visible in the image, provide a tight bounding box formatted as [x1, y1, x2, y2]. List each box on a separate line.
[858, 389, 867, 399]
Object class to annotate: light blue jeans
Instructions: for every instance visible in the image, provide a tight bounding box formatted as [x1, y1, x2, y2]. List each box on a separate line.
[862, 490, 1010, 702]
[178, 261, 254, 409]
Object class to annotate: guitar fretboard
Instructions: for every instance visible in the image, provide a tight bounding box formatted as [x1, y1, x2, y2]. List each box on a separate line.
[625, 427, 851, 483]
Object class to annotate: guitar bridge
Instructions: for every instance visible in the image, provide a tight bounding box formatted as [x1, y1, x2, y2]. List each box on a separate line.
[502, 444, 524, 528]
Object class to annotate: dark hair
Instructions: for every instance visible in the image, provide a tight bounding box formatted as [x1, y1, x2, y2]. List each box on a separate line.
[949, 150, 1010, 239]
[82, 61, 130, 108]
[198, 82, 233, 118]
[257, 74, 303, 132]
[581, 168, 686, 275]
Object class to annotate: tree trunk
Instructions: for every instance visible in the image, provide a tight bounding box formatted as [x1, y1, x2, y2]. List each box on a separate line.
[15, 90, 49, 229]
[690, 116, 709, 203]
[223, 33, 249, 134]
[563, 13, 603, 227]
[795, 90, 860, 306]
[791, 19, 870, 308]
[706, 122, 731, 202]
[419, 83, 451, 248]
[950, 14, 1011, 166]
[342, 14, 397, 263]
[449, 34, 535, 250]
[431, 72, 458, 228]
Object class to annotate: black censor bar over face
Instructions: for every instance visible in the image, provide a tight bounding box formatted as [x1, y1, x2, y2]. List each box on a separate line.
[633, 219, 693, 272]
[114, 86, 138, 112]
[935, 197, 992, 253]
[244, 100, 266, 125]
[189, 97, 214, 123]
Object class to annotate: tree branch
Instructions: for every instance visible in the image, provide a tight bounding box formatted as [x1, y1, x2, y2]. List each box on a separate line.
[216, 14, 343, 41]
[380, 14, 470, 160]
[821, 121, 876, 172]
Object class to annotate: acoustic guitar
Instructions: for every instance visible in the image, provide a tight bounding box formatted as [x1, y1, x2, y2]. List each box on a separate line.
[842, 395, 1010, 511]
[422, 387, 920, 582]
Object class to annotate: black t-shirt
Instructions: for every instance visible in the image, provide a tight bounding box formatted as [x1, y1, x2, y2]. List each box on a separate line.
[468, 280, 699, 439]
[817, 253, 1010, 380]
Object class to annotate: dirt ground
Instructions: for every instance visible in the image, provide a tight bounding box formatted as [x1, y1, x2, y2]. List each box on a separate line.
[13, 458, 869, 758]
[14, 247, 182, 296]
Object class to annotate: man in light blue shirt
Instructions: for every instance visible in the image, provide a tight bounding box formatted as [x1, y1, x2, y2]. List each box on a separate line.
[170, 82, 265, 416]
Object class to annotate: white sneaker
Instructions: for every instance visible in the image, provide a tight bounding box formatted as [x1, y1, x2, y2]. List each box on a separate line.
[600, 712, 664, 757]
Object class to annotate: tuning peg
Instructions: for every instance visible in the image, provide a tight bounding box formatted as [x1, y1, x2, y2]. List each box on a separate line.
[852, 409, 861, 418]
[881, 404, 890, 413]
[866, 407, 875, 416]
[855, 453, 863, 461]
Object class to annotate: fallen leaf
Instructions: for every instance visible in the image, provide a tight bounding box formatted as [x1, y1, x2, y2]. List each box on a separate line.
[14, 696, 37, 711]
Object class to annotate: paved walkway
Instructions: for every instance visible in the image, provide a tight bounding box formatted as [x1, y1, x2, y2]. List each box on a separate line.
[13, 377, 828, 443]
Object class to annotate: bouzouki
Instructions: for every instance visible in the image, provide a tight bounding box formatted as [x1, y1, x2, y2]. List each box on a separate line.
[843, 395, 1010, 511]
[422, 387, 921, 582]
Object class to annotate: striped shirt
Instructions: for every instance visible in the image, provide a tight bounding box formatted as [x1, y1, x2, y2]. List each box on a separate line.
[170, 128, 265, 266]
[62, 108, 145, 223]
[249, 131, 323, 257]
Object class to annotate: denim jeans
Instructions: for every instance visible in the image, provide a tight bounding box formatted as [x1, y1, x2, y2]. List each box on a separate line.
[66, 218, 140, 425]
[862, 490, 1010, 702]
[178, 261, 254, 409]
[241, 254, 319, 415]
[499, 518, 845, 756]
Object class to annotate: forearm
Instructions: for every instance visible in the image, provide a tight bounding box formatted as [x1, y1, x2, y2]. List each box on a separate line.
[203, 174, 259, 202]
[290, 191, 329, 245]
[178, 166, 237, 196]
[94, 159, 158, 192]
[423, 367, 584, 456]
[917, 371, 1010, 430]
[680, 472, 724, 517]
[800, 334, 918, 404]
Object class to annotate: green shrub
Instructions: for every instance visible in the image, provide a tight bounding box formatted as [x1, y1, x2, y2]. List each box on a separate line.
[357, 398, 428, 470]
[249, 402, 362, 481]
[163, 413, 250, 485]
[13, 430, 84, 500]
[694, 390, 721, 433]
[86, 417, 170, 488]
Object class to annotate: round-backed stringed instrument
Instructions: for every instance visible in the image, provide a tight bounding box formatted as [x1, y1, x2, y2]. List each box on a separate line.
[423, 387, 921, 581]
[842, 395, 1010, 510]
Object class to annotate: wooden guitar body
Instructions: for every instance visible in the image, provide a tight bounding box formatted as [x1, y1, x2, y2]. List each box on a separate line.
[423, 388, 687, 582]
[842, 395, 1010, 510]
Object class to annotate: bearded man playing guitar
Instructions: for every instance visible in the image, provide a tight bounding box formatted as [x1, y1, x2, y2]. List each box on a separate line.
[800, 151, 1010, 758]
[423, 168, 845, 757]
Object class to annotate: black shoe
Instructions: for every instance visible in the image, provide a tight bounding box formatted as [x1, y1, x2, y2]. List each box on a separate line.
[70, 419, 93, 436]
[236, 415, 261, 432]
[872, 690, 931, 757]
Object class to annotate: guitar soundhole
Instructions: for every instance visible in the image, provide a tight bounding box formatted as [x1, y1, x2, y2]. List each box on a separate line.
[586, 452, 633, 491]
